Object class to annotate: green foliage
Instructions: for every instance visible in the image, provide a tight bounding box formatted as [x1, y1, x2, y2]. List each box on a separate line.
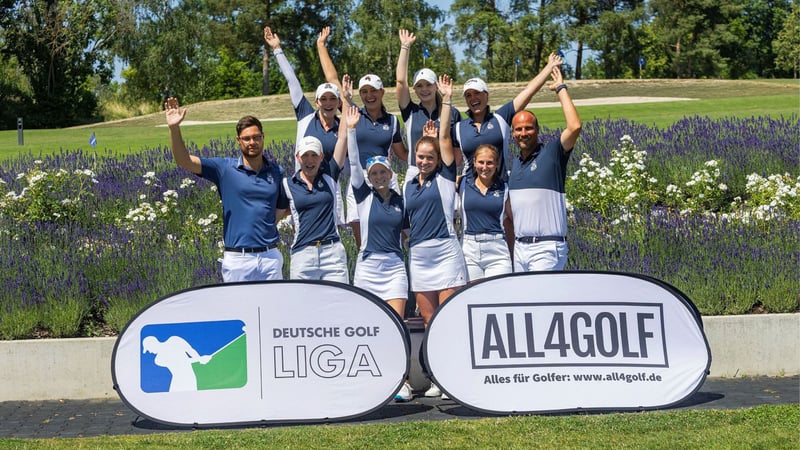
[450, 0, 512, 80]
[3, 0, 798, 120]
[0, 0, 122, 127]
[0, 303, 40, 340]
[0, 54, 33, 129]
[773, 3, 800, 77]
[206, 48, 262, 100]
[349, 0, 452, 80]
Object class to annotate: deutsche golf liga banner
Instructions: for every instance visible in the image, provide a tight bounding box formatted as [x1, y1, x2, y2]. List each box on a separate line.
[112, 281, 410, 426]
[424, 271, 711, 414]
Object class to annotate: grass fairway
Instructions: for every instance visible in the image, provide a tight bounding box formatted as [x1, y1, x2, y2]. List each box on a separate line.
[0, 405, 797, 448]
[1, 79, 797, 161]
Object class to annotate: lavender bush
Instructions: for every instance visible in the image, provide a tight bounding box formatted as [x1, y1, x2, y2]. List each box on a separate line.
[0, 116, 797, 339]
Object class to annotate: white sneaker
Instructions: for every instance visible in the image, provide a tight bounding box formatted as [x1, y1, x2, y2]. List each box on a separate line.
[424, 382, 442, 397]
[441, 391, 449, 400]
[394, 382, 413, 402]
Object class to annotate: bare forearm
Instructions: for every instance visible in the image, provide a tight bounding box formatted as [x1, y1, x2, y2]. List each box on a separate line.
[317, 41, 339, 85]
[514, 56, 560, 112]
[168, 126, 202, 174]
[557, 86, 581, 150]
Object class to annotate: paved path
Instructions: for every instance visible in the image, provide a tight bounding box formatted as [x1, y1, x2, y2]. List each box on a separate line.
[0, 376, 797, 439]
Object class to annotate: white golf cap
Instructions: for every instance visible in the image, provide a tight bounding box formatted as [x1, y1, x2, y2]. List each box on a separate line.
[413, 68, 437, 86]
[366, 155, 392, 173]
[315, 82, 340, 100]
[295, 136, 323, 156]
[358, 74, 384, 90]
[463, 78, 489, 94]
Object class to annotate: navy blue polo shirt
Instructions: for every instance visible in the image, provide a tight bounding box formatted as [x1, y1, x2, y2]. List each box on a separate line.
[200, 156, 287, 248]
[459, 175, 508, 235]
[508, 140, 571, 238]
[295, 99, 340, 176]
[353, 106, 403, 169]
[403, 161, 458, 247]
[353, 181, 406, 260]
[283, 160, 342, 253]
[453, 101, 515, 178]
[400, 101, 461, 168]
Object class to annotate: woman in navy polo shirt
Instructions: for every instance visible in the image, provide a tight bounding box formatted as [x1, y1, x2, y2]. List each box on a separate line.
[454, 53, 564, 180]
[457, 143, 512, 282]
[317, 30, 407, 248]
[343, 102, 408, 317]
[283, 116, 350, 282]
[395, 29, 461, 183]
[404, 75, 466, 399]
[404, 74, 467, 325]
[265, 26, 347, 225]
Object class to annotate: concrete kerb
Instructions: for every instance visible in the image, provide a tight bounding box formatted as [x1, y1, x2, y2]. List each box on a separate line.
[0, 313, 797, 402]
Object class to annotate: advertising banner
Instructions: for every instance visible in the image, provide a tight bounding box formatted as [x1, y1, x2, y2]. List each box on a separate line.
[112, 281, 409, 426]
[424, 272, 711, 414]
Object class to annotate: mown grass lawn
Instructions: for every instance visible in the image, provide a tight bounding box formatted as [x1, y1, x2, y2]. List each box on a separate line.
[0, 405, 797, 448]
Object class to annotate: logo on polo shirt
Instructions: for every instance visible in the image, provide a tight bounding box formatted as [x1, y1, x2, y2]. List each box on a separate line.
[530, 161, 538, 172]
[140, 320, 248, 393]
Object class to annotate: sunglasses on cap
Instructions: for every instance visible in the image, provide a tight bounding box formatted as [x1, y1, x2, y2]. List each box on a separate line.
[366, 155, 390, 166]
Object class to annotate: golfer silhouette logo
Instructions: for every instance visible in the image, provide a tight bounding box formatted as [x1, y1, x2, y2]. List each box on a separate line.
[140, 320, 248, 393]
[142, 336, 211, 392]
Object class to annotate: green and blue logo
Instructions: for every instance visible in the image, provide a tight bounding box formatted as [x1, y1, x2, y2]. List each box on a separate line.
[140, 320, 247, 393]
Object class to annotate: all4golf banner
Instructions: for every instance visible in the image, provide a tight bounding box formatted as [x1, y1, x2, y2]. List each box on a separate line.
[425, 272, 711, 414]
[112, 272, 711, 425]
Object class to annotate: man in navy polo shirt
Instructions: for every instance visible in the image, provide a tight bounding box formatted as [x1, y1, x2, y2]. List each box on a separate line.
[507, 65, 581, 271]
[165, 97, 289, 282]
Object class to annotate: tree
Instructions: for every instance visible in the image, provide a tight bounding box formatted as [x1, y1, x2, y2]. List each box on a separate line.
[0, 0, 125, 127]
[583, 4, 646, 78]
[348, 0, 451, 83]
[0, 54, 33, 130]
[773, 3, 800, 78]
[557, 0, 644, 80]
[557, 0, 597, 80]
[115, 0, 213, 105]
[735, 0, 792, 78]
[498, 0, 564, 81]
[449, 0, 508, 79]
[649, 0, 745, 78]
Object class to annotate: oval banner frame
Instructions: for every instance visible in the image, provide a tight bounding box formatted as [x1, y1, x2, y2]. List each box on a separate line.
[423, 271, 711, 414]
[112, 281, 410, 427]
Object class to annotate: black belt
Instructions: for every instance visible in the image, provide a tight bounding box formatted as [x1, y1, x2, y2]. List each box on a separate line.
[515, 236, 566, 244]
[309, 238, 339, 247]
[224, 244, 278, 253]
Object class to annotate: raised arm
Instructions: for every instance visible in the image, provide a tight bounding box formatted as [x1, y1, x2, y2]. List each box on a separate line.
[331, 76, 353, 170]
[395, 29, 416, 110]
[165, 97, 202, 175]
[437, 74, 455, 167]
[549, 66, 582, 152]
[512, 53, 563, 112]
[345, 104, 365, 188]
[264, 26, 304, 107]
[317, 27, 339, 86]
